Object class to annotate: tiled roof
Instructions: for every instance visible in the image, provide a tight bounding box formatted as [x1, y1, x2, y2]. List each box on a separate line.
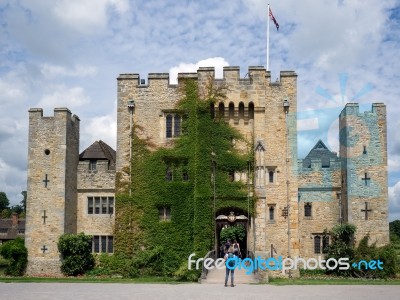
[0, 218, 25, 240]
[79, 140, 116, 163]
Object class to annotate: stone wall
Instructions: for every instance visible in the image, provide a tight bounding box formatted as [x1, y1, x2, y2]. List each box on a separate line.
[25, 108, 79, 276]
[77, 160, 115, 235]
[116, 67, 299, 261]
[339, 103, 389, 246]
[298, 160, 341, 259]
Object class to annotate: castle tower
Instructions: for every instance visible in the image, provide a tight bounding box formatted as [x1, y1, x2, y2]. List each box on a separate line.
[339, 103, 389, 245]
[25, 108, 80, 275]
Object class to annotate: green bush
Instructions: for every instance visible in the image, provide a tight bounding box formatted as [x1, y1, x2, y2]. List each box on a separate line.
[0, 237, 27, 276]
[325, 224, 356, 276]
[352, 235, 398, 278]
[58, 233, 95, 276]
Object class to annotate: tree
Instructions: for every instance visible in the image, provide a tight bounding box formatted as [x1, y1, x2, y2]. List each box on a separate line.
[11, 205, 24, 215]
[325, 223, 356, 276]
[20, 191, 27, 212]
[0, 192, 10, 211]
[58, 233, 95, 276]
[220, 225, 246, 244]
[389, 220, 400, 238]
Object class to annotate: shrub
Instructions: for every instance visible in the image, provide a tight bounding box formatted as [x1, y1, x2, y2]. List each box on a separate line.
[0, 237, 27, 276]
[352, 234, 398, 278]
[325, 224, 356, 276]
[58, 233, 95, 276]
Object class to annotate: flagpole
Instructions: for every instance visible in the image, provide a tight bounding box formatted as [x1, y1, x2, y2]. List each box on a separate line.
[267, 4, 270, 71]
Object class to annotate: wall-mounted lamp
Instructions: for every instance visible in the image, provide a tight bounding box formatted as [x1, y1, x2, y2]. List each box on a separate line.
[283, 98, 290, 113]
[128, 100, 135, 110]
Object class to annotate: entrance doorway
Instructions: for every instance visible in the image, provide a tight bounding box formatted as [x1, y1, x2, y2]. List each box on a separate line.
[216, 209, 249, 258]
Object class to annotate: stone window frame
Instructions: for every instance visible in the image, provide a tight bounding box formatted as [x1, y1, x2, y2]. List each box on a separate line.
[313, 233, 330, 254]
[92, 235, 113, 253]
[163, 112, 182, 139]
[158, 206, 171, 222]
[267, 167, 277, 185]
[88, 196, 114, 215]
[268, 204, 276, 223]
[304, 202, 312, 218]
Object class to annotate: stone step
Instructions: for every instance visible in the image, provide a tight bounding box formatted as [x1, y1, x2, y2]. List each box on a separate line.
[201, 267, 259, 284]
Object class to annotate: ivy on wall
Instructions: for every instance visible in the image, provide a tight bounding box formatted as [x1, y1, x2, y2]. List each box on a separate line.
[114, 78, 254, 278]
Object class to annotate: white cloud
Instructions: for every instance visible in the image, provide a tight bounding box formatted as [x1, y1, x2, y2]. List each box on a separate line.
[53, 0, 130, 33]
[41, 64, 98, 78]
[0, 158, 27, 206]
[169, 57, 230, 84]
[389, 181, 400, 221]
[81, 113, 117, 151]
[37, 85, 91, 111]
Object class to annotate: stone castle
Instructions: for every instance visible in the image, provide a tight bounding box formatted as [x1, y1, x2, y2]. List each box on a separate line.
[25, 66, 389, 275]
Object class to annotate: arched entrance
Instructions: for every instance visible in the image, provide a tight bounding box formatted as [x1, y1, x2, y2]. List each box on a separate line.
[215, 208, 249, 258]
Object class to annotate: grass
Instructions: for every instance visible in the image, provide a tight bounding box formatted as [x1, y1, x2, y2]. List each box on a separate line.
[0, 276, 187, 284]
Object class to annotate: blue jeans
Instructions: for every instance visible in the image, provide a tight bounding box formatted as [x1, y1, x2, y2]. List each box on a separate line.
[225, 267, 235, 285]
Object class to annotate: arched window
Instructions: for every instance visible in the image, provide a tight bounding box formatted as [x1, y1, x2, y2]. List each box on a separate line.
[165, 166, 173, 181]
[249, 102, 254, 120]
[269, 206, 274, 221]
[238, 102, 244, 119]
[166, 114, 173, 138]
[269, 171, 274, 183]
[174, 115, 181, 137]
[304, 202, 312, 217]
[210, 103, 215, 119]
[229, 102, 234, 120]
[322, 236, 330, 254]
[218, 102, 225, 118]
[314, 235, 321, 254]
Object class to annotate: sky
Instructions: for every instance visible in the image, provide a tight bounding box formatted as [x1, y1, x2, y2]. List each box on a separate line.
[0, 0, 399, 220]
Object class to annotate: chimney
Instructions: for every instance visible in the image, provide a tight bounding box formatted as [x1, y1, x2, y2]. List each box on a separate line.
[12, 212, 18, 226]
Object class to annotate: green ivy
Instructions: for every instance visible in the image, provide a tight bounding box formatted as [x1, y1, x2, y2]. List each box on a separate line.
[114, 78, 254, 279]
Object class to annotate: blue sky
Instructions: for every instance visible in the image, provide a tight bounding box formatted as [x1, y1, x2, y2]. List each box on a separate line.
[0, 0, 400, 220]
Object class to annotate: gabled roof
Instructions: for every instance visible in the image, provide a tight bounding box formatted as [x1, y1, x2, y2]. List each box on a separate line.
[79, 140, 116, 164]
[302, 140, 339, 168]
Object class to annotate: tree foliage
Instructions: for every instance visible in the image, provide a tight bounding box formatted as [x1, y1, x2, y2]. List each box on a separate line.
[58, 233, 95, 276]
[389, 220, 400, 238]
[325, 224, 356, 276]
[220, 225, 246, 244]
[0, 237, 27, 276]
[325, 224, 398, 278]
[0, 192, 10, 211]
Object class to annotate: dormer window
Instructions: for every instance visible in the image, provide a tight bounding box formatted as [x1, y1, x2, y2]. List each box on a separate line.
[89, 160, 97, 171]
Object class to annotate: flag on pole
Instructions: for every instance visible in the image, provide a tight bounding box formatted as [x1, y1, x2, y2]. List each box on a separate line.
[269, 7, 279, 31]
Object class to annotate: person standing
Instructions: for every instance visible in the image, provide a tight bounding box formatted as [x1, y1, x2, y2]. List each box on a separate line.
[232, 239, 241, 258]
[224, 247, 236, 287]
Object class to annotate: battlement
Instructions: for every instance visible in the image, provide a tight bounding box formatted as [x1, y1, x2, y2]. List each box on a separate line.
[29, 107, 80, 123]
[117, 67, 297, 87]
[298, 157, 341, 172]
[339, 103, 386, 118]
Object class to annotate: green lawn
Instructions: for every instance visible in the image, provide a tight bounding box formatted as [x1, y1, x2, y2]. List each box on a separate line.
[0, 276, 185, 284]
